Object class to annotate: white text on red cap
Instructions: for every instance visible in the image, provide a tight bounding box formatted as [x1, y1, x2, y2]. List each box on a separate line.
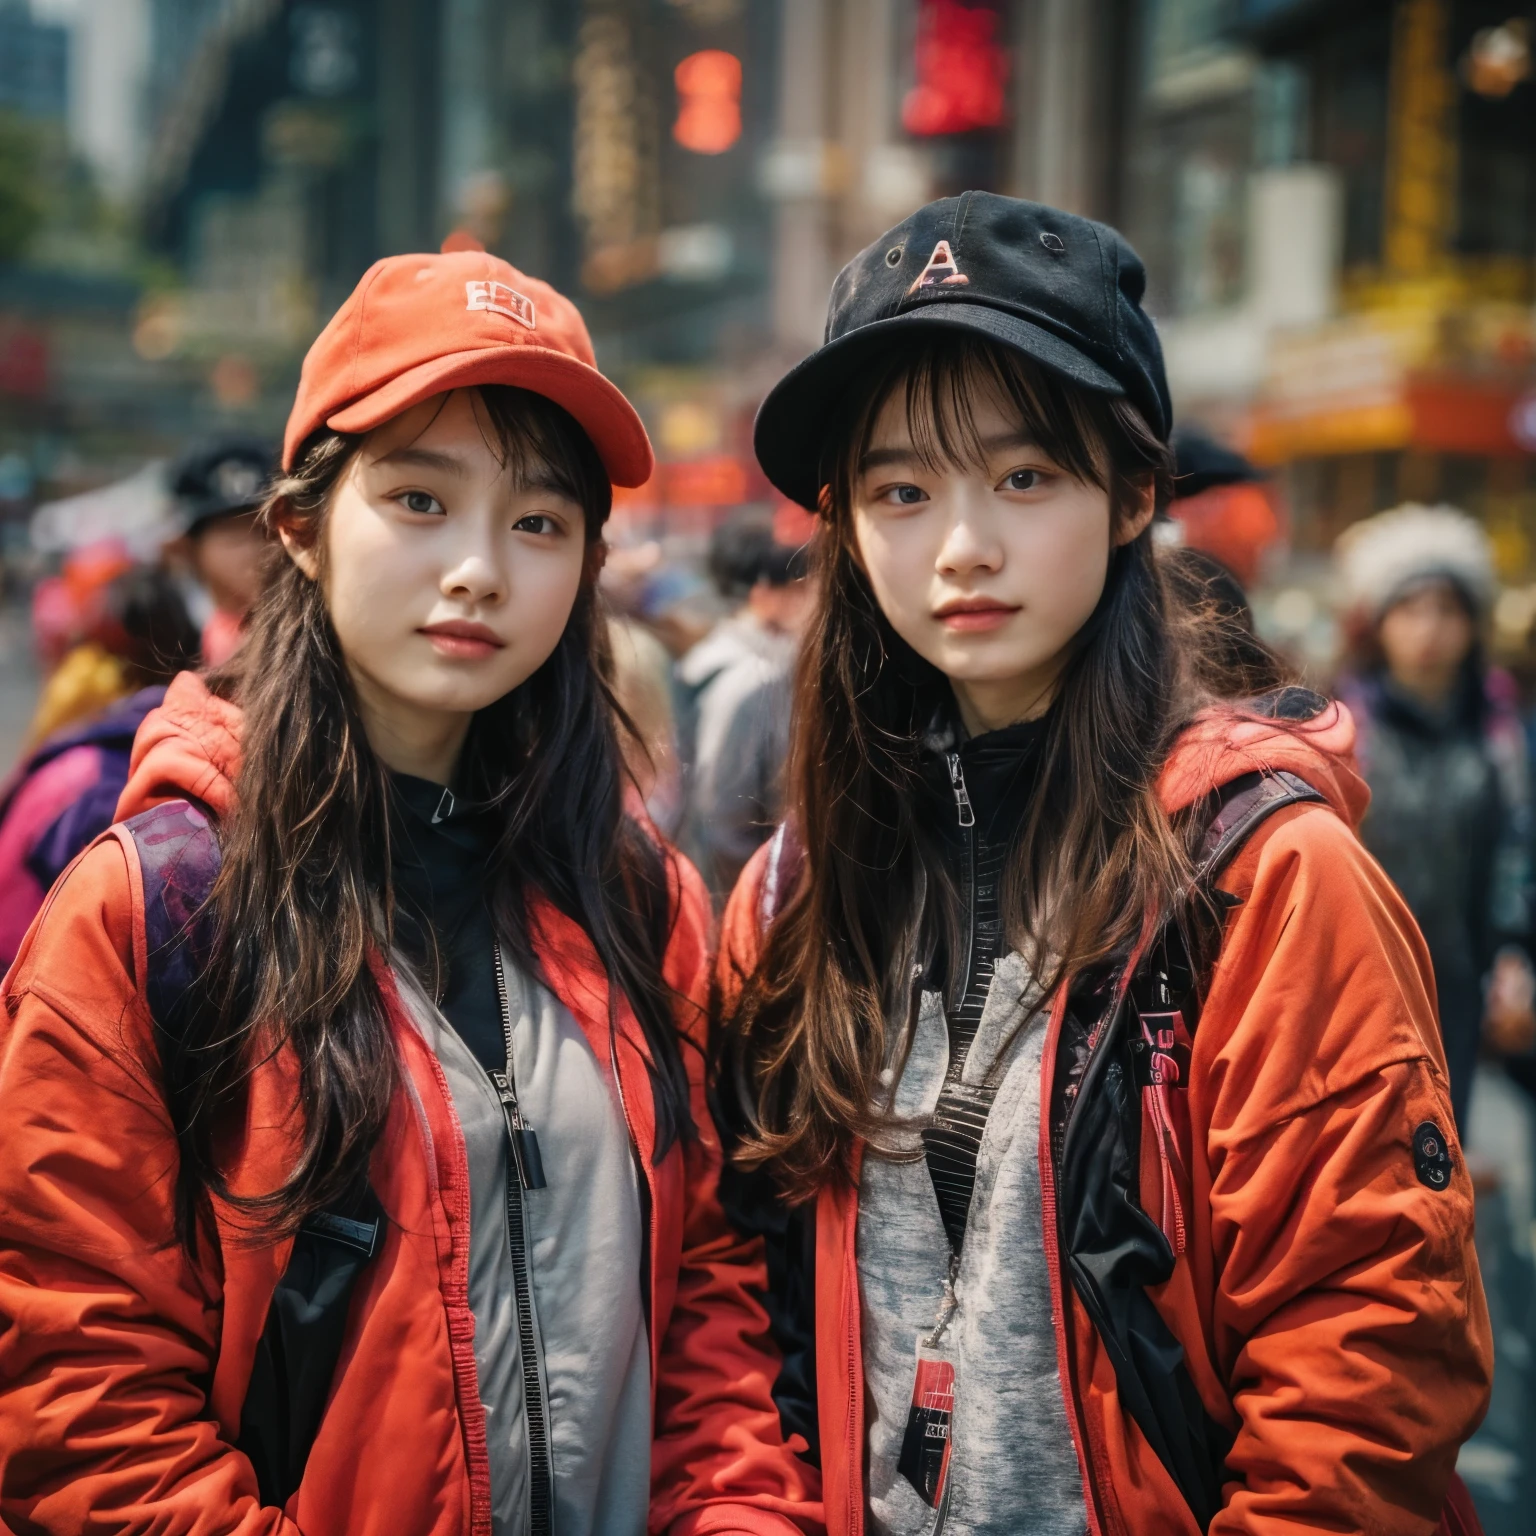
[465, 281, 537, 331]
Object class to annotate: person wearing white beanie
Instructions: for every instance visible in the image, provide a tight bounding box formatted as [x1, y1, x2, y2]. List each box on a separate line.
[1335, 504, 1535, 1132]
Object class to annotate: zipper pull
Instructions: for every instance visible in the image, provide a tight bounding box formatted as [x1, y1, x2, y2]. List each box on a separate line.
[490, 1071, 547, 1190]
[946, 752, 976, 828]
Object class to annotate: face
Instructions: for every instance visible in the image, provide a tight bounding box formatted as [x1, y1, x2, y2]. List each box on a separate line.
[850, 382, 1151, 734]
[282, 389, 589, 781]
[747, 575, 814, 636]
[1378, 580, 1476, 699]
[193, 512, 268, 614]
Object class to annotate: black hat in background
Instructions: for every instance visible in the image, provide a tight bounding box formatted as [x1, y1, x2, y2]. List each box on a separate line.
[170, 437, 276, 536]
[754, 191, 1173, 510]
[1171, 427, 1264, 501]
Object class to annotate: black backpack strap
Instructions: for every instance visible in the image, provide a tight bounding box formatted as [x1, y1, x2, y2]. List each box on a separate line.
[237, 1181, 385, 1505]
[122, 799, 384, 1510]
[1060, 769, 1328, 1531]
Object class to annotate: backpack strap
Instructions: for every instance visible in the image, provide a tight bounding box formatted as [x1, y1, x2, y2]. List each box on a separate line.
[1195, 768, 1326, 883]
[1064, 769, 1329, 1529]
[758, 821, 803, 927]
[119, 798, 384, 1510]
[120, 799, 223, 1041]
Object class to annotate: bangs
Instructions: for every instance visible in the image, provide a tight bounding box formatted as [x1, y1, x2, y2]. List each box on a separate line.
[832, 334, 1125, 509]
[469, 384, 614, 533]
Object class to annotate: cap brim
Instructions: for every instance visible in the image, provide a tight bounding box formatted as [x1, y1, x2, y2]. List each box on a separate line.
[754, 305, 1126, 509]
[324, 347, 655, 487]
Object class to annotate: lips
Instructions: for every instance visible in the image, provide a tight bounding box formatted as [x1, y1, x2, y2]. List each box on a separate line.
[419, 620, 505, 659]
[933, 598, 1020, 634]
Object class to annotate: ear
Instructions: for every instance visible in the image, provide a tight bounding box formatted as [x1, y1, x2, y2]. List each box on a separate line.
[583, 538, 609, 585]
[1113, 479, 1157, 548]
[277, 519, 321, 581]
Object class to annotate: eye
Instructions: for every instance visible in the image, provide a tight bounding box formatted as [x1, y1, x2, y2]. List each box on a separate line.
[514, 512, 561, 535]
[882, 483, 928, 506]
[1002, 469, 1047, 493]
[400, 490, 444, 515]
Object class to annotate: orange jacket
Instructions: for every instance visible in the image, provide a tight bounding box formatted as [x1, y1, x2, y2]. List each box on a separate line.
[717, 702, 1492, 1536]
[0, 672, 816, 1535]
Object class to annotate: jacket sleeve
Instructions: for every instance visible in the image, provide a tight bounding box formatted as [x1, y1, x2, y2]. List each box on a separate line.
[649, 845, 822, 1536]
[0, 837, 298, 1536]
[1196, 805, 1492, 1536]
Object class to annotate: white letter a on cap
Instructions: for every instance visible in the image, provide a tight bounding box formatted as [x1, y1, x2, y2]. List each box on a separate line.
[907, 240, 970, 295]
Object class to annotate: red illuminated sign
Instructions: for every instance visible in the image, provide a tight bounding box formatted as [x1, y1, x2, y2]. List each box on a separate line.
[902, 0, 1009, 138]
[673, 50, 742, 155]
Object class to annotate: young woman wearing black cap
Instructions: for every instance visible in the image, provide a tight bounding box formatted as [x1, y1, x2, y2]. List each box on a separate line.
[714, 193, 1489, 1536]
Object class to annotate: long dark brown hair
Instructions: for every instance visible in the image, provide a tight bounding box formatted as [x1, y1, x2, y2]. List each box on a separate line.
[719, 335, 1288, 1200]
[163, 385, 691, 1246]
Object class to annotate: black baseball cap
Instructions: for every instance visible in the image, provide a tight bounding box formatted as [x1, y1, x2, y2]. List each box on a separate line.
[1171, 426, 1264, 500]
[754, 192, 1173, 510]
[170, 437, 276, 536]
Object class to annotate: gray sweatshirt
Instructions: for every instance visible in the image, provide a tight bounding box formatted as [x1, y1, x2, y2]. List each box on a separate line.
[397, 961, 652, 1536]
[858, 952, 1089, 1535]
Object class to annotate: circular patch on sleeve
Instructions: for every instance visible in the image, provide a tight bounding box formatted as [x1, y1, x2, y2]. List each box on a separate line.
[1413, 1121, 1454, 1190]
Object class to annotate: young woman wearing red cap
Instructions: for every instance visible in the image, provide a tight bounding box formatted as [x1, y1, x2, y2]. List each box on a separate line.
[0, 249, 813, 1534]
[714, 194, 1490, 1536]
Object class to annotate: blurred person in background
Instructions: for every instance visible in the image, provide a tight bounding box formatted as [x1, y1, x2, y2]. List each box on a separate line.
[0, 563, 200, 966]
[1159, 429, 1293, 700]
[26, 540, 140, 746]
[677, 522, 812, 900]
[1335, 504, 1536, 1134]
[1166, 427, 1281, 588]
[166, 438, 275, 666]
[605, 612, 684, 836]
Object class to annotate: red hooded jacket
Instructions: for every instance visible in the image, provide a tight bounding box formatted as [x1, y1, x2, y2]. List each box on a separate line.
[0, 672, 816, 1535]
[717, 702, 1492, 1536]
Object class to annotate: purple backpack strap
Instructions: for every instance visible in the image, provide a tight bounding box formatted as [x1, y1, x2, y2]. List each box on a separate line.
[758, 822, 806, 928]
[1193, 769, 1325, 884]
[117, 799, 222, 1038]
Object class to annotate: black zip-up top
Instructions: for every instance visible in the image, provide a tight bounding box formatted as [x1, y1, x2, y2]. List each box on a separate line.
[918, 715, 1048, 1254]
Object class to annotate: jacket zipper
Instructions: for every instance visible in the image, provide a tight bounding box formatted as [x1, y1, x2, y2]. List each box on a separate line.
[491, 943, 554, 1536]
[946, 751, 977, 1013]
[945, 750, 975, 828]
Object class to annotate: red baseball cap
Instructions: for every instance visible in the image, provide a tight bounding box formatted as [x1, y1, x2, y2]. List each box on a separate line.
[283, 240, 654, 485]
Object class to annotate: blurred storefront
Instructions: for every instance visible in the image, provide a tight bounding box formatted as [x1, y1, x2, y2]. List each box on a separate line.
[1125, 0, 1536, 642]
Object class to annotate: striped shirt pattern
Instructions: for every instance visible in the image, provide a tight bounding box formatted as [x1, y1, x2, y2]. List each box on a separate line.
[921, 816, 1011, 1255]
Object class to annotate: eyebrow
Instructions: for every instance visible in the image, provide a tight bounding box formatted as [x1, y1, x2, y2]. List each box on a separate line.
[859, 431, 1041, 474]
[372, 445, 575, 499]
[372, 446, 470, 476]
[518, 467, 577, 497]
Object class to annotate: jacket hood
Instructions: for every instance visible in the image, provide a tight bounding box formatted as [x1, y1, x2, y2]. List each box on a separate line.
[1157, 696, 1368, 831]
[115, 670, 242, 822]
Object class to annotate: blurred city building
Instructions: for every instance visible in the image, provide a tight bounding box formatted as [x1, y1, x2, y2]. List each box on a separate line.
[1118, 2, 1536, 665]
[3, 0, 1536, 594]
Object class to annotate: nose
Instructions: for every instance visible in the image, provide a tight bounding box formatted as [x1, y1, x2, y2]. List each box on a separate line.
[935, 491, 1003, 578]
[439, 528, 506, 607]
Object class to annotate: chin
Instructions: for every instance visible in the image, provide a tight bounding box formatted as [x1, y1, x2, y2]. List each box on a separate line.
[396, 674, 516, 717]
[933, 644, 1041, 681]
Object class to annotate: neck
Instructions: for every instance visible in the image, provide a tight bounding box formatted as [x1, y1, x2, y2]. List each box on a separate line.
[1389, 664, 1460, 711]
[349, 665, 472, 786]
[951, 661, 1063, 737]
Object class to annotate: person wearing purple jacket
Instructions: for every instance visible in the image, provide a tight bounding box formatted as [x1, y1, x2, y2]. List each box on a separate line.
[0, 567, 199, 967]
